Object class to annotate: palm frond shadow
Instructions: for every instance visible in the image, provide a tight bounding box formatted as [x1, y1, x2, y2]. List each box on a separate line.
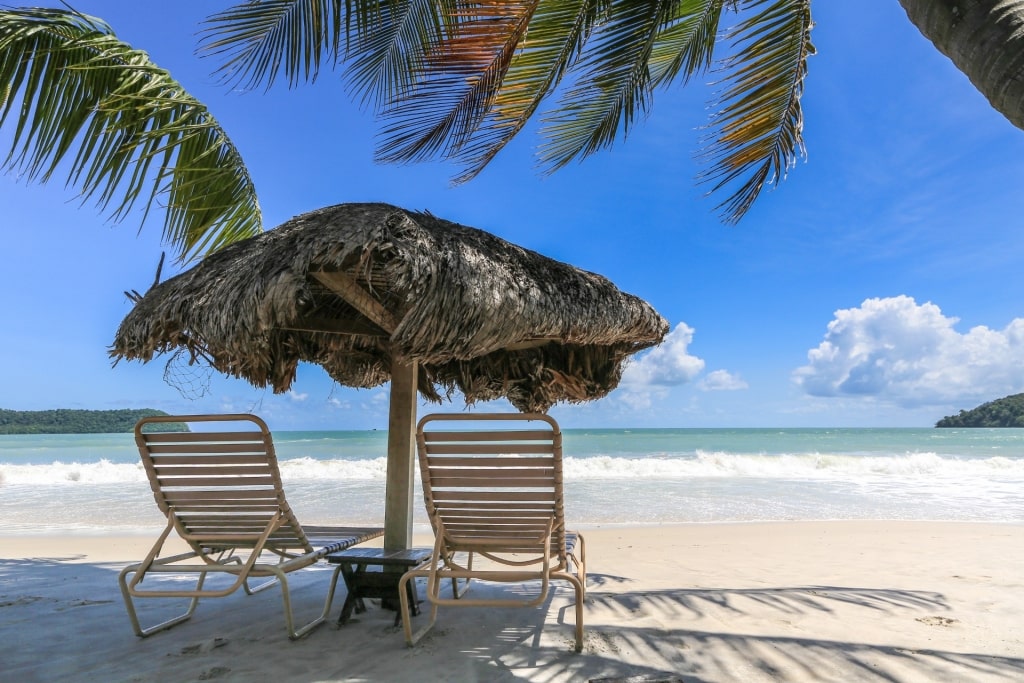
[438, 576, 1024, 682]
[592, 625, 1024, 683]
[585, 578, 949, 620]
[2, 558, 1022, 683]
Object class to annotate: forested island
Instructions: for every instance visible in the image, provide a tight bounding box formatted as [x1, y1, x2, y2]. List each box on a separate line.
[0, 408, 187, 434]
[935, 394, 1024, 428]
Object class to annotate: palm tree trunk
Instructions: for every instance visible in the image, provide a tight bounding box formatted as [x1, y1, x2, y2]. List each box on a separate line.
[899, 0, 1024, 130]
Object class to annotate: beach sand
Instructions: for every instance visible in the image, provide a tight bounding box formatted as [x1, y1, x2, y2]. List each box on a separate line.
[1, 521, 1021, 682]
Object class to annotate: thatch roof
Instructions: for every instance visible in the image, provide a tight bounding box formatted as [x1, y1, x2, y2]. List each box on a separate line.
[111, 203, 668, 412]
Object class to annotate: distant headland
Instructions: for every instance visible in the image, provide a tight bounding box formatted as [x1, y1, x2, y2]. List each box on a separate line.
[0, 409, 188, 434]
[936, 393, 1024, 428]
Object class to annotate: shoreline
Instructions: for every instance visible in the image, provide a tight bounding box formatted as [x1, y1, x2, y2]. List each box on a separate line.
[3, 518, 1023, 564]
[2, 520, 1022, 681]
[3, 516, 1022, 539]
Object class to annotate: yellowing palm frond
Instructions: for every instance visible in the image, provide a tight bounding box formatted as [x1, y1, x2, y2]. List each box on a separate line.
[375, 0, 540, 165]
[443, 0, 600, 183]
[699, 0, 813, 223]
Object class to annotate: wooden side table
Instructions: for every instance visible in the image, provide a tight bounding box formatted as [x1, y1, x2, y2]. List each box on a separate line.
[326, 547, 432, 627]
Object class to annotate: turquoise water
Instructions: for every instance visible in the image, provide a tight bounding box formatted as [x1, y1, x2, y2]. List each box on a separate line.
[1, 428, 1022, 533]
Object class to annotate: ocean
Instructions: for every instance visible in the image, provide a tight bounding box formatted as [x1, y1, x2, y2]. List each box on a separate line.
[1, 428, 1022, 535]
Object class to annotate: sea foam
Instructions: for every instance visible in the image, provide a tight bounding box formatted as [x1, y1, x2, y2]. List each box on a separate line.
[4, 428, 1024, 529]
[3, 451, 1023, 486]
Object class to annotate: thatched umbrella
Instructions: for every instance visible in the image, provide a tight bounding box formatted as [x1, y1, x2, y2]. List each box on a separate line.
[112, 203, 668, 548]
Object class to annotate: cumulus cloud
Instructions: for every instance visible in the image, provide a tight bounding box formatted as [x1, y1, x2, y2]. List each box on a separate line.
[793, 295, 1024, 406]
[613, 323, 707, 410]
[621, 323, 705, 387]
[288, 390, 309, 402]
[698, 369, 748, 391]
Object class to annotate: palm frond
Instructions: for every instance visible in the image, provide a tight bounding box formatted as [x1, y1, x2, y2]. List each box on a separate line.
[537, 0, 719, 173]
[443, 0, 600, 183]
[648, 0, 724, 87]
[0, 8, 261, 262]
[343, 0, 456, 108]
[374, 0, 541, 165]
[198, 0, 456, 105]
[198, 0, 342, 90]
[699, 0, 813, 223]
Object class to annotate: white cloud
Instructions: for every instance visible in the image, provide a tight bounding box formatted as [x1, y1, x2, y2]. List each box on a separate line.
[288, 390, 309, 402]
[613, 323, 706, 410]
[793, 295, 1024, 406]
[621, 323, 705, 387]
[699, 369, 748, 391]
[360, 390, 390, 410]
[614, 388, 657, 411]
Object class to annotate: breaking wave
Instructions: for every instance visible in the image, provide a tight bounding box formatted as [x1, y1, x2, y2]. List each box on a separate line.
[3, 451, 1022, 486]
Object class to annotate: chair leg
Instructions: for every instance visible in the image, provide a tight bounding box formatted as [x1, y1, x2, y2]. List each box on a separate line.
[399, 570, 438, 646]
[562, 573, 585, 653]
[573, 533, 587, 601]
[573, 581, 584, 653]
[279, 563, 345, 640]
[118, 564, 206, 637]
[451, 551, 471, 599]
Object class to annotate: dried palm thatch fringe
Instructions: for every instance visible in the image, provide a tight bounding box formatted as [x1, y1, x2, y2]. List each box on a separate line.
[111, 203, 668, 412]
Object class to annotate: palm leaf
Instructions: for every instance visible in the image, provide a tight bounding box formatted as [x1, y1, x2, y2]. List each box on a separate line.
[198, 0, 542, 175]
[0, 8, 260, 262]
[198, 0, 456, 105]
[442, 0, 599, 183]
[374, 0, 541, 165]
[342, 0, 457, 108]
[198, 0, 342, 90]
[698, 0, 813, 223]
[648, 0, 724, 87]
[537, 0, 723, 173]
[193, 0, 811, 223]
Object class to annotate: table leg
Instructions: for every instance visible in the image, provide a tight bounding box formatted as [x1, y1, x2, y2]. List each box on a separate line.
[331, 555, 429, 628]
[405, 574, 421, 618]
[336, 563, 368, 625]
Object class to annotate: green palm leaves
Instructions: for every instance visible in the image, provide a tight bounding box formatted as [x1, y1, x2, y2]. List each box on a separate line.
[200, 0, 813, 223]
[0, 8, 260, 262]
[1, 0, 813, 255]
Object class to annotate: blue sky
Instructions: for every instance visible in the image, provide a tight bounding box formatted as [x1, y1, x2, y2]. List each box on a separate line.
[4, 1, 1024, 430]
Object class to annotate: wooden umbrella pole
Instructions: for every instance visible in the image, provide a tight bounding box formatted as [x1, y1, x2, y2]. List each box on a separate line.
[384, 357, 418, 551]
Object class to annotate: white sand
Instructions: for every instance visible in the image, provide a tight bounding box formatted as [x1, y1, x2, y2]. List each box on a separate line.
[1, 521, 1022, 682]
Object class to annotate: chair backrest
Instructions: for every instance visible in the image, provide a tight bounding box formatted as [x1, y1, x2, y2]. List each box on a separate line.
[135, 414, 312, 552]
[415, 413, 567, 563]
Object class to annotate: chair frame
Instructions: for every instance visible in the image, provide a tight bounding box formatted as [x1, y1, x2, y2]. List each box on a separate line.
[118, 413, 382, 639]
[399, 412, 586, 651]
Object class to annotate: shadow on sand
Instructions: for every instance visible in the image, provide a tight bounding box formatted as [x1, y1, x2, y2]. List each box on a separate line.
[1, 559, 1021, 682]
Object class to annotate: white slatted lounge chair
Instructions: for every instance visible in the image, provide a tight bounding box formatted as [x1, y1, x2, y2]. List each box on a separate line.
[118, 414, 383, 639]
[399, 412, 586, 651]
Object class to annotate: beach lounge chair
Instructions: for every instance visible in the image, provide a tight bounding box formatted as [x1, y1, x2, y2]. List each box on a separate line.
[399, 412, 586, 651]
[118, 413, 383, 639]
